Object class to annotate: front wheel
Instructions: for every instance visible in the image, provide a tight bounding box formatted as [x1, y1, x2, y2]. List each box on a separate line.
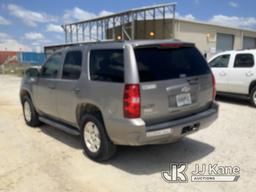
[250, 86, 256, 107]
[80, 114, 116, 161]
[22, 96, 41, 127]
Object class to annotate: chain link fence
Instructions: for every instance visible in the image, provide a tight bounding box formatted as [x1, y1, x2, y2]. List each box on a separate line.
[0, 63, 31, 76]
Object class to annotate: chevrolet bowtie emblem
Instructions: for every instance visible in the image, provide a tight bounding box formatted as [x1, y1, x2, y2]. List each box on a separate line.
[181, 86, 191, 92]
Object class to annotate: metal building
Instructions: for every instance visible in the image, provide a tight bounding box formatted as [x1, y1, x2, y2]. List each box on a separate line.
[105, 18, 256, 58]
[0, 51, 45, 65]
[45, 3, 256, 59]
[172, 19, 256, 58]
[19, 52, 45, 65]
[61, 3, 176, 43]
[45, 3, 176, 56]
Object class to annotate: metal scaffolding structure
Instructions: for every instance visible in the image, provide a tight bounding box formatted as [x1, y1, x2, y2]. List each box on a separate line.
[61, 3, 176, 43]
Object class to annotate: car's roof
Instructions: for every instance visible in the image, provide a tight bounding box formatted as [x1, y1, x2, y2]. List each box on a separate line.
[216, 49, 256, 55]
[123, 39, 193, 46]
[46, 39, 194, 53]
[209, 49, 256, 61]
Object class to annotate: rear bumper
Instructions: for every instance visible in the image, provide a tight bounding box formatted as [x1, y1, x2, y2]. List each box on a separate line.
[106, 102, 219, 146]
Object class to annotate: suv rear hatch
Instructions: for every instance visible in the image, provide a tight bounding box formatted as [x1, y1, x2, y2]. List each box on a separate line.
[134, 43, 213, 126]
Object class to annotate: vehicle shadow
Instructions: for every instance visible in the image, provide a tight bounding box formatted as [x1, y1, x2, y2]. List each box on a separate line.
[106, 137, 214, 175]
[37, 124, 214, 175]
[216, 95, 250, 107]
[39, 124, 82, 149]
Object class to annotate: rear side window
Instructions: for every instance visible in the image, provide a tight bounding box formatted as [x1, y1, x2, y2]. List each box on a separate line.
[234, 54, 254, 68]
[89, 49, 124, 83]
[62, 51, 82, 80]
[135, 47, 210, 82]
[210, 54, 230, 68]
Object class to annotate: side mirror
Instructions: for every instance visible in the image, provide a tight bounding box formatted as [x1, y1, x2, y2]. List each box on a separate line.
[25, 68, 40, 79]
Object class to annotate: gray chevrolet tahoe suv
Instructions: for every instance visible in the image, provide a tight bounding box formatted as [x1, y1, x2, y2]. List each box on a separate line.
[20, 40, 218, 161]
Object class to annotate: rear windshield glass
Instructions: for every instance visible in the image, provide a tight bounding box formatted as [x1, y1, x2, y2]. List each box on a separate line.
[134, 47, 210, 82]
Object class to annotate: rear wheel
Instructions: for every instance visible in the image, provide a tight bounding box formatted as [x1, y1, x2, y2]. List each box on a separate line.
[80, 114, 116, 161]
[22, 96, 41, 127]
[249, 86, 256, 107]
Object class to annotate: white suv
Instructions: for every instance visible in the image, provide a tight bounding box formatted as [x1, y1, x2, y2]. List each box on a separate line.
[209, 49, 256, 107]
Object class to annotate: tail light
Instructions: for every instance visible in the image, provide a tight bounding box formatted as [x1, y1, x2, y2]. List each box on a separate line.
[211, 73, 216, 100]
[123, 84, 140, 118]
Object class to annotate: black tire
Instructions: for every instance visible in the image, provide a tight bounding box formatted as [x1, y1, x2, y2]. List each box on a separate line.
[80, 113, 116, 161]
[250, 86, 256, 107]
[22, 96, 41, 127]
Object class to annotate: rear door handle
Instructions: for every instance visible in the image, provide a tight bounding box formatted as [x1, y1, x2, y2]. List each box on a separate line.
[246, 71, 254, 77]
[48, 85, 56, 89]
[73, 88, 80, 94]
[219, 71, 226, 76]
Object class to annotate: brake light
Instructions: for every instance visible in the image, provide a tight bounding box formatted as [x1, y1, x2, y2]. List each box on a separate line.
[123, 84, 140, 118]
[159, 43, 182, 48]
[211, 73, 216, 100]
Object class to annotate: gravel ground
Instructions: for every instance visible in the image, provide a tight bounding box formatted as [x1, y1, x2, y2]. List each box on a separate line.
[0, 75, 255, 192]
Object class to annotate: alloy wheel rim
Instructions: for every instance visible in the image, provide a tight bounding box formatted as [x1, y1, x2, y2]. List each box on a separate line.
[24, 101, 32, 122]
[83, 121, 101, 153]
[253, 91, 256, 104]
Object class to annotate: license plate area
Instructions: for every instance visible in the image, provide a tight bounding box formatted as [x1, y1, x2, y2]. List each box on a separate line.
[176, 93, 192, 107]
[146, 128, 171, 137]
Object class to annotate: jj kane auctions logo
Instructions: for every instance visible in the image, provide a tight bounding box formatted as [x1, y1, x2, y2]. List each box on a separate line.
[162, 163, 240, 183]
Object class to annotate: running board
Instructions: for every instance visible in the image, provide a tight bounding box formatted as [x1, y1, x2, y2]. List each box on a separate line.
[39, 117, 80, 136]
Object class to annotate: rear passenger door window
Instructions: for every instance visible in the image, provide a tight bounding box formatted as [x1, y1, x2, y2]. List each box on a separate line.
[89, 49, 124, 83]
[234, 54, 254, 68]
[62, 51, 82, 80]
[210, 54, 230, 68]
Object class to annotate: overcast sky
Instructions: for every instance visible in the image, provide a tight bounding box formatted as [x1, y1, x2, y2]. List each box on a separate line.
[0, 0, 255, 52]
